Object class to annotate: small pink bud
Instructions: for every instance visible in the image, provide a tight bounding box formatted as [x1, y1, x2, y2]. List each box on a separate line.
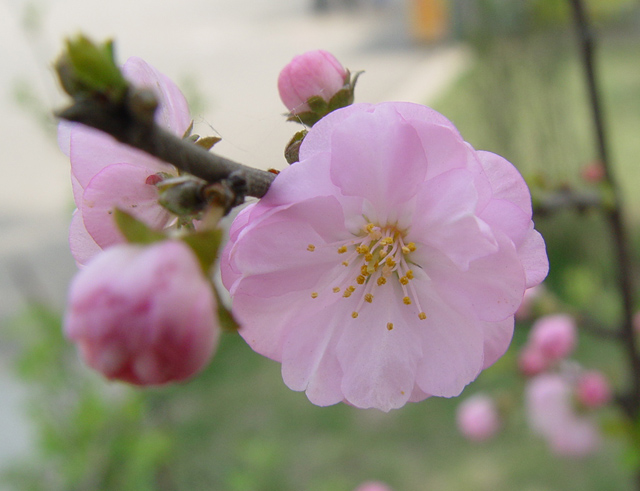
[456, 394, 501, 442]
[353, 482, 393, 491]
[278, 50, 348, 114]
[529, 314, 577, 362]
[65, 240, 219, 385]
[576, 370, 612, 408]
[581, 161, 605, 183]
[518, 346, 550, 377]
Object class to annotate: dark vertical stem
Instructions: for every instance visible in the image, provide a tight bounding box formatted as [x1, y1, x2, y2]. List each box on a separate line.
[568, 0, 640, 452]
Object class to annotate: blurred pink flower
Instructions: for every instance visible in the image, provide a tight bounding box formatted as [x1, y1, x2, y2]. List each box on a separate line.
[518, 345, 550, 377]
[278, 50, 348, 114]
[456, 394, 501, 442]
[576, 370, 612, 409]
[65, 240, 219, 385]
[221, 102, 548, 411]
[58, 57, 192, 265]
[526, 373, 600, 457]
[353, 482, 393, 491]
[529, 314, 577, 362]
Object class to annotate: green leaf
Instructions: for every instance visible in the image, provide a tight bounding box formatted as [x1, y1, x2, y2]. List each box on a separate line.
[180, 229, 223, 273]
[306, 95, 328, 113]
[64, 34, 127, 100]
[114, 208, 166, 245]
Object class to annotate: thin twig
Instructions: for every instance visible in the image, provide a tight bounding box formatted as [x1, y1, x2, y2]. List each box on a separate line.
[568, 0, 640, 420]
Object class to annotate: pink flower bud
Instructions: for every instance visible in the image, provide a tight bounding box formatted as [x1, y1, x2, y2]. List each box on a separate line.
[353, 482, 393, 491]
[529, 314, 577, 362]
[518, 346, 550, 377]
[576, 370, 612, 408]
[278, 50, 348, 114]
[581, 161, 605, 183]
[456, 394, 501, 442]
[65, 240, 219, 385]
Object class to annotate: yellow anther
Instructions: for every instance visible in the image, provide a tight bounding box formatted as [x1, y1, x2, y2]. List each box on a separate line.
[419, 312, 427, 320]
[406, 270, 414, 279]
[333, 287, 341, 293]
[352, 311, 359, 319]
[403, 296, 412, 305]
[387, 322, 394, 331]
[365, 223, 375, 233]
[364, 293, 373, 303]
[377, 277, 387, 286]
[381, 237, 393, 246]
[401, 246, 410, 254]
[407, 242, 416, 252]
[311, 292, 318, 299]
[356, 244, 369, 254]
[364, 253, 373, 262]
[347, 285, 355, 292]
[360, 265, 370, 276]
[399, 276, 409, 285]
[385, 257, 396, 267]
[356, 275, 366, 285]
[343, 291, 352, 298]
[342, 261, 349, 267]
[337, 245, 348, 254]
[307, 244, 316, 252]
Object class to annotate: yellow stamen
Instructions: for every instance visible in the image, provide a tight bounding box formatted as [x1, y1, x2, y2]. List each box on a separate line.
[347, 285, 355, 292]
[406, 270, 414, 279]
[356, 275, 366, 285]
[307, 244, 316, 252]
[401, 246, 410, 254]
[385, 257, 396, 267]
[419, 312, 427, 320]
[333, 287, 341, 293]
[337, 245, 348, 254]
[377, 277, 387, 286]
[352, 311, 359, 319]
[399, 276, 409, 285]
[342, 261, 349, 266]
[311, 292, 318, 298]
[356, 245, 369, 254]
[364, 293, 373, 303]
[381, 237, 393, 246]
[387, 322, 394, 331]
[361, 265, 370, 276]
[403, 296, 412, 305]
[364, 253, 373, 262]
[343, 291, 352, 298]
[407, 242, 416, 252]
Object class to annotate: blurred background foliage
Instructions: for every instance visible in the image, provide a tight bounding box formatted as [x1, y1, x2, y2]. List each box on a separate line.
[2, 0, 640, 490]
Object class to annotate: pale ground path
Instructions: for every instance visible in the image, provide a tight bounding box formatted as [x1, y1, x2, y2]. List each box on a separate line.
[0, 0, 470, 479]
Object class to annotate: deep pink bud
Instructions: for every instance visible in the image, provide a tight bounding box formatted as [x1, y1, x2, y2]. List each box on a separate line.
[518, 346, 550, 377]
[278, 50, 348, 114]
[456, 394, 501, 442]
[529, 314, 577, 362]
[576, 370, 612, 408]
[65, 240, 219, 385]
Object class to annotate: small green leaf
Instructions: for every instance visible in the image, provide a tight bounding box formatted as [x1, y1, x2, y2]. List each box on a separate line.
[214, 288, 239, 331]
[114, 208, 166, 245]
[287, 110, 321, 127]
[64, 34, 128, 101]
[180, 229, 223, 273]
[195, 135, 222, 150]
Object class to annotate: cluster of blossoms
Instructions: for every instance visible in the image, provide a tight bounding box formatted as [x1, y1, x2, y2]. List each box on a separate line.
[456, 307, 612, 456]
[60, 49, 548, 414]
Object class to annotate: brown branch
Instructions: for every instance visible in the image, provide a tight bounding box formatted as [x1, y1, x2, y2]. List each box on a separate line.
[56, 87, 276, 200]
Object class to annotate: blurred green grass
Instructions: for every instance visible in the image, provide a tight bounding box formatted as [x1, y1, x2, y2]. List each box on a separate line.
[4, 18, 640, 491]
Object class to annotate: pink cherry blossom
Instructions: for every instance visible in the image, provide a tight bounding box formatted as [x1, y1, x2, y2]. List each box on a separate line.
[58, 57, 192, 265]
[526, 373, 600, 457]
[221, 102, 548, 411]
[278, 50, 348, 114]
[576, 370, 612, 409]
[529, 314, 577, 362]
[456, 394, 501, 442]
[65, 240, 219, 385]
[353, 482, 393, 491]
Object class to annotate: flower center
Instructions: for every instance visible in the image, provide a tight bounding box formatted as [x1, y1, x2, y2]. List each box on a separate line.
[307, 222, 426, 327]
